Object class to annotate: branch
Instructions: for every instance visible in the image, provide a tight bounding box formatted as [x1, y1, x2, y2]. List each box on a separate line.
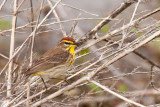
[77, 0, 138, 44]
[31, 77, 88, 107]
[16, 28, 160, 106]
[47, 0, 66, 37]
[0, 0, 7, 10]
[76, 7, 160, 53]
[7, 0, 17, 98]
[0, 0, 62, 75]
[90, 80, 145, 107]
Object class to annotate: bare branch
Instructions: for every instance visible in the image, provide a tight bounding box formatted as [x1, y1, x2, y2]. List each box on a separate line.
[77, 0, 138, 44]
[7, 0, 17, 99]
[90, 80, 145, 107]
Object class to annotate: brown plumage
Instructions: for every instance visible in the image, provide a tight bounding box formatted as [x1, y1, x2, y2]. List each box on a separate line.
[25, 47, 70, 76]
[24, 37, 76, 80]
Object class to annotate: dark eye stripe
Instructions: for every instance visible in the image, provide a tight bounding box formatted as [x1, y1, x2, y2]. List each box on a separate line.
[64, 42, 72, 45]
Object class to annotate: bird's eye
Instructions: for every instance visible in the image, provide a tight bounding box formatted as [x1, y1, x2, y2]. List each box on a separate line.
[64, 42, 71, 45]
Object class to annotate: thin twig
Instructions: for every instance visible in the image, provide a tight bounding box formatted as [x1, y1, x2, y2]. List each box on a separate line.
[7, 0, 17, 98]
[29, 0, 43, 65]
[119, 0, 141, 47]
[60, 3, 98, 16]
[0, 0, 62, 75]
[76, 7, 160, 53]
[77, 0, 137, 43]
[27, 28, 160, 107]
[13, 27, 160, 107]
[27, 0, 44, 105]
[129, 0, 141, 24]
[0, 17, 114, 35]
[29, 0, 34, 32]
[31, 77, 88, 107]
[47, 0, 66, 37]
[0, 0, 7, 10]
[14, 0, 26, 15]
[0, 53, 9, 60]
[133, 51, 160, 70]
[90, 80, 145, 107]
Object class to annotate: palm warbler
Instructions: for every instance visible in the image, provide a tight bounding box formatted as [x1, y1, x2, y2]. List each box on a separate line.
[24, 37, 76, 81]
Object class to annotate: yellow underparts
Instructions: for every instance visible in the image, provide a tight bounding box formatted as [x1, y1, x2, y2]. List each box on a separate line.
[32, 71, 46, 76]
[67, 45, 76, 66]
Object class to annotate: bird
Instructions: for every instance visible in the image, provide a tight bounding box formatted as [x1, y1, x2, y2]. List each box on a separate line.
[24, 37, 76, 83]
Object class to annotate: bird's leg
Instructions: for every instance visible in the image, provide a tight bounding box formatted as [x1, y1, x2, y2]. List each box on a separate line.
[39, 75, 48, 90]
[50, 77, 70, 86]
[50, 77, 63, 81]
[63, 76, 70, 84]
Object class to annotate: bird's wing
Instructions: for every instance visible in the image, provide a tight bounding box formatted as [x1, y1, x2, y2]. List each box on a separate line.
[24, 49, 70, 76]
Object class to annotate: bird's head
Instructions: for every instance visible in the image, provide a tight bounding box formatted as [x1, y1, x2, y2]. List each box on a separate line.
[58, 37, 76, 52]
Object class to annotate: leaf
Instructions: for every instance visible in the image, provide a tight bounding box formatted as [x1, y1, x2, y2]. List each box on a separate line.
[153, 37, 160, 41]
[0, 19, 11, 30]
[119, 84, 128, 92]
[137, 32, 143, 37]
[79, 49, 89, 55]
[88, 83, 102, 92]
[101, 24, 109, 34]
[131, 26, 137, 32]
[157, 27, 160, 30]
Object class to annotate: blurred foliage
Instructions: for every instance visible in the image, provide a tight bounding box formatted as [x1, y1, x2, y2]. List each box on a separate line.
[88, 83, 102, 93]
[149, 38, 160, 51]
[137, 32, 143, 36]
[101, 24, 109, 34]
[118, 84, 128, 92]
[158, 0, 160, 6]
[94, 20, 109, 34]
[131, 26, 143, 36]
[64, 88, 80, 96]
[147, 26, 160, 53]
[77, 49, 90, 65]
[153, 37, 160, 41]
[79, 48, 89, 55]
[131, 26, 137, 32]
[131, 26, 160, 54]
[0, 19, 11, 30]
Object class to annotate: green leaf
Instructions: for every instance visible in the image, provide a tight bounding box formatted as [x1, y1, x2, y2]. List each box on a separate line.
[119, 84, 128, 92]
[0, 19, 11, 30]
[153, 37, 160, 41]
[101, 24, 109, 34]
[137, 32, 143, 37]
[131, 26, 137, 32]
[79, 49, 89, 55]
[88, 83, 102, 92]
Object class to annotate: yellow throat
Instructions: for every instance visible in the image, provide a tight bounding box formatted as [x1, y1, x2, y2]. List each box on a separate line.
[67, 45, 76, 59]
